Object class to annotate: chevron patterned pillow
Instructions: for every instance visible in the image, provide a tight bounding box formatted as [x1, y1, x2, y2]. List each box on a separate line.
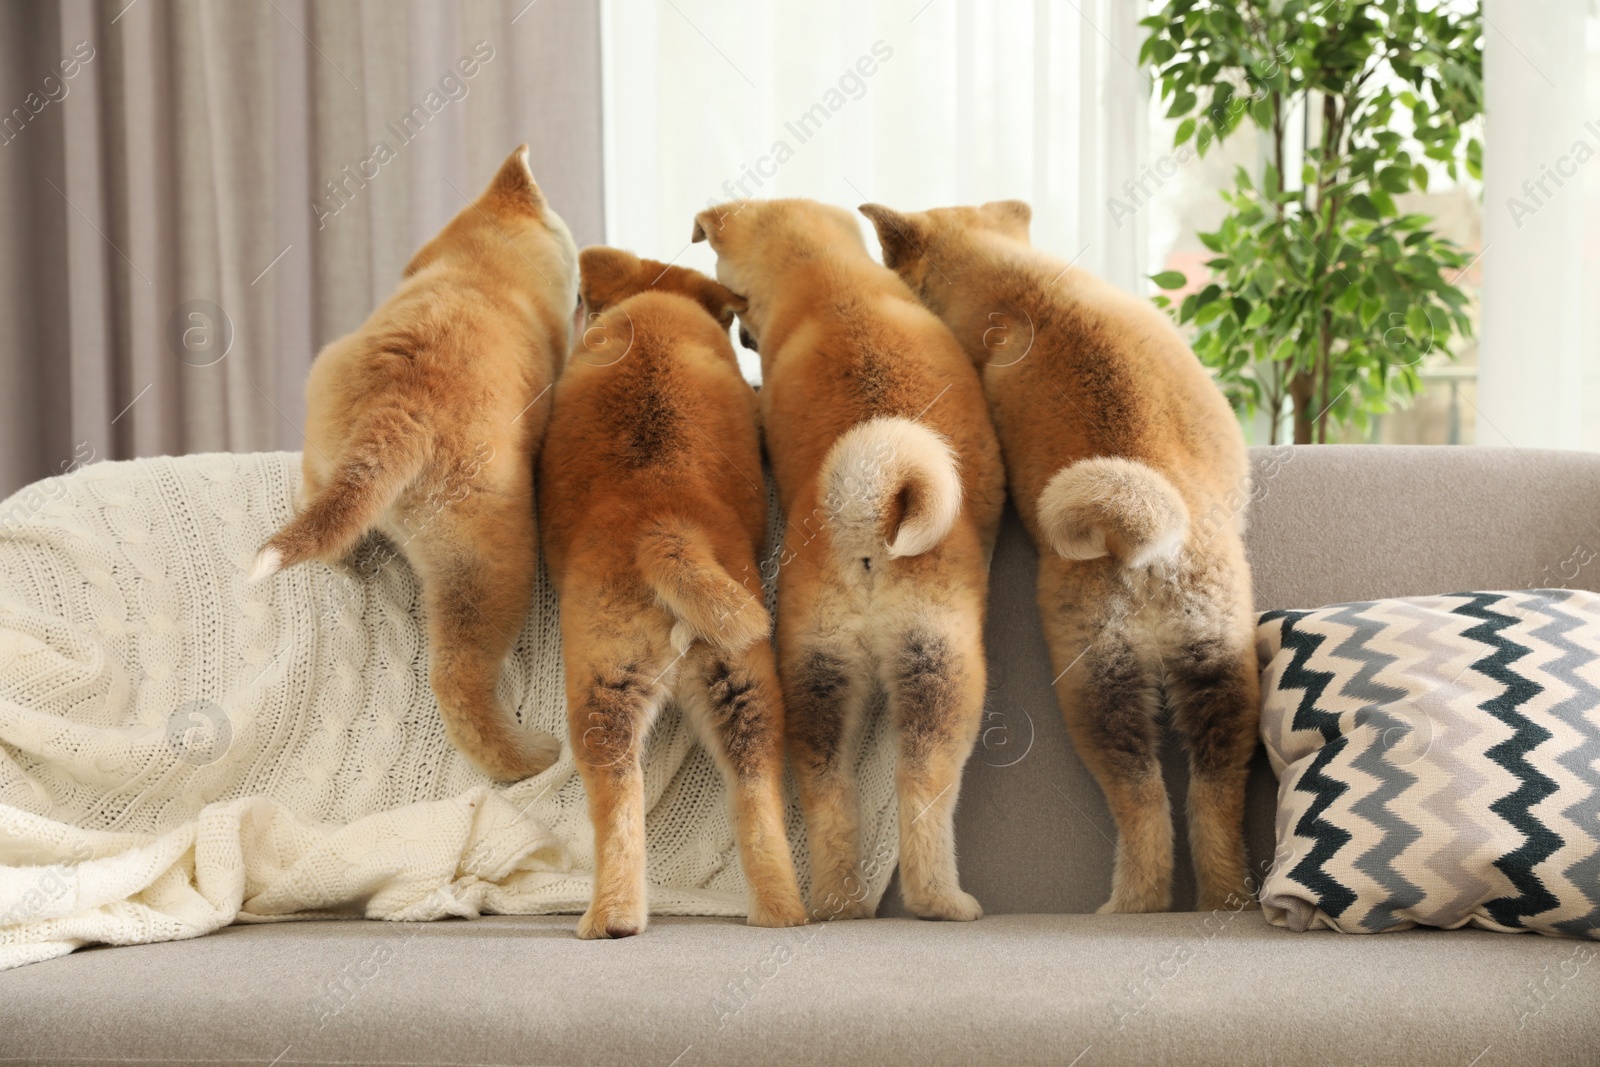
[1256, 589, 1600, 940]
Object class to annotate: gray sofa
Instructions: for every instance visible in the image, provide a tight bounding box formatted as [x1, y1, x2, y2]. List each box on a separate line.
[4, 445, 1599, 1066]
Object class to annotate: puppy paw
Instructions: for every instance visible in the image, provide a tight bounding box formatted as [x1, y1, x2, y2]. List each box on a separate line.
[1095, 891, 1171, 915]
[907, 889, 982, 922]
[577, 903, 646, 940]
[748, 896, 809, 928]
[470, 729, 562, 782]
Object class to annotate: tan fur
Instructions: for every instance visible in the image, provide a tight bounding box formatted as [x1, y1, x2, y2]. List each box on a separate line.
[254, 146, 578, 783]
[539, 248, 807, 938]
[862, 199, 1260, 913]
[693, 199, 1005, 922]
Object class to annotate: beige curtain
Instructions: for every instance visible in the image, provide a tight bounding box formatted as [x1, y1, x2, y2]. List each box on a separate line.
[0, 0, 604, 499]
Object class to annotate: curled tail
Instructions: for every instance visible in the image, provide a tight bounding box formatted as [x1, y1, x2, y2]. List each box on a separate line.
[1036, 456, 1188, 569]
[251, 420, 428, 582]
[819, 415, 963, 564]
[636, 516, 770, 655]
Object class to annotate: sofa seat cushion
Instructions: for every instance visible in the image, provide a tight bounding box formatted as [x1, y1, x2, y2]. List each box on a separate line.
[1, 913, 1592, 1066]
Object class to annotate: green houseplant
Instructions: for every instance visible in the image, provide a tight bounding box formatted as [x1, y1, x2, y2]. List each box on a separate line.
[1141, 0, 1483, 444]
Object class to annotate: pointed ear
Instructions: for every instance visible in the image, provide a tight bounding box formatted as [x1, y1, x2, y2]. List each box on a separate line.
[983, 199, 1032, 237]
[578, 246, 642, 313]
[859, 203, 921, 271]
[486, 144, 547, 212]
[692, 203, 743, 248]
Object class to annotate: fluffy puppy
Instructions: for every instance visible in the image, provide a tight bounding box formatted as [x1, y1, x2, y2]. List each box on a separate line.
[860, 200, 1259, 912]
[253, 146, 576, 783]
[692, 199, 1005, 922]
[539, 247, 808, 939]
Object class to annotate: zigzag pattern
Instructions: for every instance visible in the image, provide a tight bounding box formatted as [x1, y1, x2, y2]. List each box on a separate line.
[1322, 603, 1422, 930]
[1287, 738, 1357, 918]
[1348, 705, 1423, 930]
[1395, 599, 1497, 919]
[1455, 593, 1560, 928]
[1524, 592, 1600, 939]
[1322, 601, 1408, 712]
[1260, 609, 1341, 741]
[1261, 609, 1356, 917]
[1256, 590, 1600, 941]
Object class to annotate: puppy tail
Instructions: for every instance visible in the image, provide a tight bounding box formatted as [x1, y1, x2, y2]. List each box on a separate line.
[1036, 456, 1189, 569]
[819, 415, 963, 563]
[251, 415, 429, 582]
[636, 516, 771, 655]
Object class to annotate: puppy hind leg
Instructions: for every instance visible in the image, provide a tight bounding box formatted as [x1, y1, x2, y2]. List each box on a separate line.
[1166, 636, 1260, 912]
[887, 621, 985, 922]
[784, 644, 874, 921]
[679, 642, 807, 928]
[1053, 628, 1173, 913]
[410, 503, 558, 782]
[569, 654, 668, 939]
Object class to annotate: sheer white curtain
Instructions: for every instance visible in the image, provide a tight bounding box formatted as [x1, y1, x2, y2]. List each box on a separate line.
[1480, 0, 1600, 451]
[599, 0, 1149, 381]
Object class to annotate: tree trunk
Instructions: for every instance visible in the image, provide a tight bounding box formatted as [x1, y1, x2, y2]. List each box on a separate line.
[1317, 308, 1334, 443]
[1266, 363, 1286, 446]
[1290, 370, 1316, 444]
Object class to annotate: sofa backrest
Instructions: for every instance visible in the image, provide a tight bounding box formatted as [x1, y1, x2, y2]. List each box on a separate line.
[878, 445, 1600, 916]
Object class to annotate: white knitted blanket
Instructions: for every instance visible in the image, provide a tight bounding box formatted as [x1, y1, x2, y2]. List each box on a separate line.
[0, 452, 901, 970]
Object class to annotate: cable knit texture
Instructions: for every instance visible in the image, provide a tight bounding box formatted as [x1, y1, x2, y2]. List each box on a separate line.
[0, 452, 901, 970]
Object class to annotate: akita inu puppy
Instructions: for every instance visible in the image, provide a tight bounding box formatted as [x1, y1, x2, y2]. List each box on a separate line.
[860, 200, 1259, 912]
[253, 146, 577, 783]
[692, 199, 1005, 922]
[538, 248, 808, 938]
